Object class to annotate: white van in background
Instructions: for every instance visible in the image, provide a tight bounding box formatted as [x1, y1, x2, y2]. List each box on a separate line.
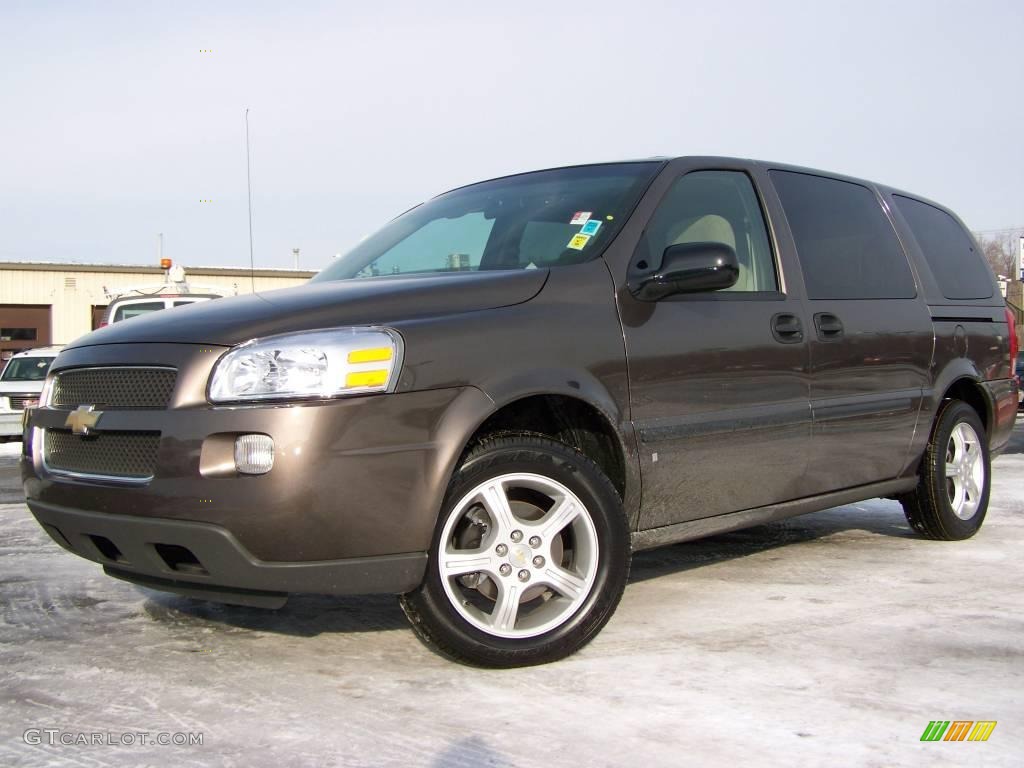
[0, 346, 62, 441]
[104, 294, 227, 324]
[101, 261, 235, 326]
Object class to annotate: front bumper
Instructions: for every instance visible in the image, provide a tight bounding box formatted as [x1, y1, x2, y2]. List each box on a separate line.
[0, 410, 23, 437]
[31, 501, 426, 606]
[22, 342, 494, 598]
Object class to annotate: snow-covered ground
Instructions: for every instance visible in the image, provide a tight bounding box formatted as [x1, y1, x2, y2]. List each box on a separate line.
[1, 428, 1022, 766]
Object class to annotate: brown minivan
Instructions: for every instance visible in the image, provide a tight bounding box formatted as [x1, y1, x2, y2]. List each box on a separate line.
[22, 157, 1019, 666]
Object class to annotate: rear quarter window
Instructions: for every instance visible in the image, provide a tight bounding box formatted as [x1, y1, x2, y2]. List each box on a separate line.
[770, 170, 916, 300]
[892, 195, 993, 300]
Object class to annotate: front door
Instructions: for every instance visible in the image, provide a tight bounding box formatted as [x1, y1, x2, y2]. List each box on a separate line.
[768, 170, 933, 493]
[618, 166, 812, 530]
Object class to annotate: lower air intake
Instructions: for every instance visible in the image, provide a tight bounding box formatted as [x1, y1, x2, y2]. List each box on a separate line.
[44, 429, 160, 480]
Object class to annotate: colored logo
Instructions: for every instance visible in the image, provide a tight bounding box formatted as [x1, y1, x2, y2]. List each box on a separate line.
[920, 721, 997, 742]
[65, 405, 103, 436]
[579, 219, 602, 236]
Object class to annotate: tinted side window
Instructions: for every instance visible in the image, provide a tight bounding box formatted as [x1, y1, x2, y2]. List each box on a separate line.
[892, 195, 992, 300]
[770, 171, 915, 300]
[112, 301, 165, 322]
[640, 170, 778, 292]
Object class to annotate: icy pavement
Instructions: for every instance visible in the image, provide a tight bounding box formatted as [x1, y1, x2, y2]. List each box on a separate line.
[1, 431, 1022, 767]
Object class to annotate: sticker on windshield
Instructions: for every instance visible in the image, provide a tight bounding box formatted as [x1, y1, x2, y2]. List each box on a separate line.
[579, 219, 601, 236]
[570, 211, 591, 225]
[567, 233, 591, 250]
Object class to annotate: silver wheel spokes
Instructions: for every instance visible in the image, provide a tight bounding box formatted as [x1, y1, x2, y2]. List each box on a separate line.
[945, 422, 984, 520]
[439, 473, 599, 639]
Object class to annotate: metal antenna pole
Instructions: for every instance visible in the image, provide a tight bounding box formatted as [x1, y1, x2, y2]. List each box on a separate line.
[245, 108, 255, 293]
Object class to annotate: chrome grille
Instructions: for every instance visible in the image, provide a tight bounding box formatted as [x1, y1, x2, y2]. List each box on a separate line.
[44, 429, 161, 480]
[51, 367, 176, 410]
[6, 394, 39, 410]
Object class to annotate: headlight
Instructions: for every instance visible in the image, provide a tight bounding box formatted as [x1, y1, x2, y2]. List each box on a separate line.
[208, 327, 403, 403]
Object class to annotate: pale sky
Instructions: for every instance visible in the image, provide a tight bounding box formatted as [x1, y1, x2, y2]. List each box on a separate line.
[1, 0, 1021, 271]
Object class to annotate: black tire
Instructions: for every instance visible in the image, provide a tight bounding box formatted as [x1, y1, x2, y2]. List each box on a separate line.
[400, 434, 631, 667]
[900, 400, 990, 540]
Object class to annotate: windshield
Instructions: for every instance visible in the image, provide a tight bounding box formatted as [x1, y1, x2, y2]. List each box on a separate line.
[314, 162, 662, 282]
[1, 356, 53, 381]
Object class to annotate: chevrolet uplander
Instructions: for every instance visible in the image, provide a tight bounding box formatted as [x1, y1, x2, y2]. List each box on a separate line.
[22, 157, 1018, 666]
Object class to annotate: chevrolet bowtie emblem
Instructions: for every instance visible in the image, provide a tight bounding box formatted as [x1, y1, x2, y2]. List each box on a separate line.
[65, 405, 102, 436]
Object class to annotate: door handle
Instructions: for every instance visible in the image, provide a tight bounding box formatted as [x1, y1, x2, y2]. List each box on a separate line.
[814, 312, 844, 340]
[771, 313, 803, 344]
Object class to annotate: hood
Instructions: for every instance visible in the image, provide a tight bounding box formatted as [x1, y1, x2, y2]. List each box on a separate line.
[0, 380, 45, 394]
[66, 269, 549, 349]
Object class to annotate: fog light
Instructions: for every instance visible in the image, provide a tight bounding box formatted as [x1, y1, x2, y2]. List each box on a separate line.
[234, 434, 274, 475]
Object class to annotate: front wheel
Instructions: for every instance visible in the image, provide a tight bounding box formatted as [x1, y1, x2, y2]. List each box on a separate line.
[400, 434, 630, 667]
[900, 400, 990, 540]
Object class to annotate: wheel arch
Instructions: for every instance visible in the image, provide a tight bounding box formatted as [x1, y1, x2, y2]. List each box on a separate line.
[902, 360, 993, 479]
[941, 377, 992, 433]
[930, 358, 993, 433]
[432, 373, 641, 532]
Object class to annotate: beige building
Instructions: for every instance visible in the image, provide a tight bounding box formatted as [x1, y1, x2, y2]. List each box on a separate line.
[0, 261, 315, 361]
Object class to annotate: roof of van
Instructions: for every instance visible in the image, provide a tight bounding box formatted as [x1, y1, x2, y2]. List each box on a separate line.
[10, 346, 64, 357]
[452, 156, 909, 194]
[459, 156, 953, 219]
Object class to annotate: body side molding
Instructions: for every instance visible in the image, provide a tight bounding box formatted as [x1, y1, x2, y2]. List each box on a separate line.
[631, 478, 917, 551]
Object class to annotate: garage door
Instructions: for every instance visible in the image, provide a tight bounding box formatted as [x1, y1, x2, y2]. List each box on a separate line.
[0, 304, 52, 363]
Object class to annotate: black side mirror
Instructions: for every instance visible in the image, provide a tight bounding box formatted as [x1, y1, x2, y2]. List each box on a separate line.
[628, 241, 739, 301]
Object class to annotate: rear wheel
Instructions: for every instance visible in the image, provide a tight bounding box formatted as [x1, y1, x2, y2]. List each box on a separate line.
[900, 400, 990, 540]
[400, 434, 630, 667]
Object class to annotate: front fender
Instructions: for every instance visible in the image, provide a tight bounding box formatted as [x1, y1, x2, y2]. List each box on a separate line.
[393, 260, 640, 530]
[477, 368, 642, 529]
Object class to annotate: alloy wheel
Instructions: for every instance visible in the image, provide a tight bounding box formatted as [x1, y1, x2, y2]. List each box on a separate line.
[437, 473, 599, 639]
[944, 421, 984, 520]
